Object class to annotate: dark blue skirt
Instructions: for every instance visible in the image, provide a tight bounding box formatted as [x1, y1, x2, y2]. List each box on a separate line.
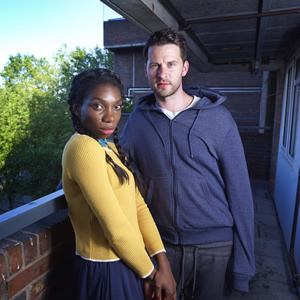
[71, 255, 144, 300]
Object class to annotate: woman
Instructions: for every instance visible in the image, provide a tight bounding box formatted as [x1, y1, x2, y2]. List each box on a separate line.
[62, 68, 176, 300]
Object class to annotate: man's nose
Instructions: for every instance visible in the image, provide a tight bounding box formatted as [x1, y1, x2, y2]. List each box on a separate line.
[158, 65, 168, 79]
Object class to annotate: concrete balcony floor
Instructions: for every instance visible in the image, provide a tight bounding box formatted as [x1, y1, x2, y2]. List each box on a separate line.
[232, 180, 299, 299]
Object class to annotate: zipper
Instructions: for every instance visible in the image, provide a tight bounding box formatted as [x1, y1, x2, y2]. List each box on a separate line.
[169, 118, 182, 244]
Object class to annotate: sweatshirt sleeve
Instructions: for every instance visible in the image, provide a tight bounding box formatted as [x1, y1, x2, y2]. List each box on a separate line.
[218, 124, 256, 292]
[66, 136, 154, 277]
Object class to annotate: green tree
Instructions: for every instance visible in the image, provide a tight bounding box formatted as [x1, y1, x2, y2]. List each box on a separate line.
[0, 46, 114, 209]
[54, 45, 113, 101]
[0, 54, 57, 208]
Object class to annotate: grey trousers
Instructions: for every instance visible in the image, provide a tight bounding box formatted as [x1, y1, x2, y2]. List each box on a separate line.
[164, 241, 233, 300]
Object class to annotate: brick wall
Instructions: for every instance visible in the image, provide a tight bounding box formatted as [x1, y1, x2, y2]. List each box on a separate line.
[104, 19, 148, 47]
[240, 130, 273, 180]
[0, 210, 74, 300]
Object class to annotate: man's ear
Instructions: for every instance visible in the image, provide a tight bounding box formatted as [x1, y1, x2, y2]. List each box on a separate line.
[144, 63, 148, 78]
[182, 60, 189, 77]
[73, 104, 81, 117]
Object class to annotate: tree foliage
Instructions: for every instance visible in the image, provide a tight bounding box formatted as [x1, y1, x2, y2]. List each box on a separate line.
[0, 46, 114, 209]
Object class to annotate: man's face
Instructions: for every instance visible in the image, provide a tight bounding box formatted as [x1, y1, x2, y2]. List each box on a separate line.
[145, 44, 189, 100]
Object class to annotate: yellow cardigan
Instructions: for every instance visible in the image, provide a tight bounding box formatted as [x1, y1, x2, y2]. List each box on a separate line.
[62, 133, 165, 278]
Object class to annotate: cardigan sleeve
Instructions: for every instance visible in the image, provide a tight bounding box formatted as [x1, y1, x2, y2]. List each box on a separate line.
[135, 187, 165, 256]
[66, 135, 154, 277]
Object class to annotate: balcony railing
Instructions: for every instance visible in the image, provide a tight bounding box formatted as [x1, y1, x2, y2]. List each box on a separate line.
[0, 189, 73, 299]
[0, 189, 67, 240]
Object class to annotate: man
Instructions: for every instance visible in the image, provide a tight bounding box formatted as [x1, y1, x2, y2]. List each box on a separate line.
[120, 28, 255, 299]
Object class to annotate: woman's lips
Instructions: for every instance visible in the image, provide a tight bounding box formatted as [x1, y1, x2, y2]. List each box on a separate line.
[100, 127, 115, 135]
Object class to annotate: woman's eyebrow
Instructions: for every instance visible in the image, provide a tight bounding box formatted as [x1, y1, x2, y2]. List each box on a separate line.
[90, 97, 123, 102]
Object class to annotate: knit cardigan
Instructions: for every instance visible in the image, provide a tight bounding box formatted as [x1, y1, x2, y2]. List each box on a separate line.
[62, 133, 165, 278]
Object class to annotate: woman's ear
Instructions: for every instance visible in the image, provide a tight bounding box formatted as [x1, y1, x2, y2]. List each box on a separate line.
[73, 104, 81, 117]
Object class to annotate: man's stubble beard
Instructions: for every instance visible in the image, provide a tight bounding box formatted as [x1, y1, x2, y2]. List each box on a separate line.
[151, 81, 182, 101]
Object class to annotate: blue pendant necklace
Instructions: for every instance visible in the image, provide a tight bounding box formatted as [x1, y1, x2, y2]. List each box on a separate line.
[98, 138, 108, 147]
[98, 138, 113, 151]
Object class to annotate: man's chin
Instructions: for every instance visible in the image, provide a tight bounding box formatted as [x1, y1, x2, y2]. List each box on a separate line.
[154, 88, 173, 98]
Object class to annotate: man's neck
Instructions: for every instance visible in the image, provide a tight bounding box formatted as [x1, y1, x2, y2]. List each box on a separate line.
[155, 91, 193, 113]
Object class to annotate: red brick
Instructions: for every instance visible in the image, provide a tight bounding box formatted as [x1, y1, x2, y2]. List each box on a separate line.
[39, 228, 50, 255]
[24, 235, 38, 265]
[0, 239, 23, 275]
[30, 277, 46, 299]
[22, 224, 51, 255]
[7, 249, 59, 298]
[0, 250, 7, 283]
[9, 231, 38, 266]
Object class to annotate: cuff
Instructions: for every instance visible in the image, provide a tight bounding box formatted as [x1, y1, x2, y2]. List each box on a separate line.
[141, 265, 154, 279]
[232, 273, 251, 292]
[150, 249, 166, 257]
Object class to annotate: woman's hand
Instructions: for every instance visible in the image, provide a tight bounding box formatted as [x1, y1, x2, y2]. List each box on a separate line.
[144, 268, 157, 300]
[144, 252, 176, 299]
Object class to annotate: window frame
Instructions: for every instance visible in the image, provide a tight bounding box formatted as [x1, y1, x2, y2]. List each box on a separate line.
[281, 56, 300, 161]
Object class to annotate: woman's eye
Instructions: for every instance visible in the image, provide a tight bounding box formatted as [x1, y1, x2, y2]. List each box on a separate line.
[92, 104, 104, 110]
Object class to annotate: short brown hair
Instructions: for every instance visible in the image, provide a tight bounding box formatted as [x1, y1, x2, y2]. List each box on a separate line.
[143, 28, 188, 62]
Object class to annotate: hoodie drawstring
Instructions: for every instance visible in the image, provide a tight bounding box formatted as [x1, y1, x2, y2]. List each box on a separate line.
[179, 245, 200, 299]
[146, 110, 166, 147]
[191, 247, 200, 299]
[188, 110, 202, 158]
[180, 246, 186, 300]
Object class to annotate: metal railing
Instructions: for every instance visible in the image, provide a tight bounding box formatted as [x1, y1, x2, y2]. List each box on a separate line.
[0, 189, 67, 240]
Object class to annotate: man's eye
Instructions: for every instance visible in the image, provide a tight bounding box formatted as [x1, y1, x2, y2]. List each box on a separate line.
[115, 105, 122, 110]
[150, 64, 158, 69]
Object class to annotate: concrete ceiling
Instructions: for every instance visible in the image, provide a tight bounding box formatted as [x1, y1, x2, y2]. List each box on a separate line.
[100, 0, 300, 73]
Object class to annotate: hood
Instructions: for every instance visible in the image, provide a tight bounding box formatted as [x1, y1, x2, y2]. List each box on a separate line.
[137, 85, 227, 110]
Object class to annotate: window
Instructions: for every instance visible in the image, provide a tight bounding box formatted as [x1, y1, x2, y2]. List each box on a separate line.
[283, 67, 293, 148]
[282, 57, 300, 159]
[289, 85, 299, 157]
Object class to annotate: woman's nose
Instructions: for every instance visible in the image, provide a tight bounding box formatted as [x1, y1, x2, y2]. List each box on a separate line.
[103, 109, 115, 123]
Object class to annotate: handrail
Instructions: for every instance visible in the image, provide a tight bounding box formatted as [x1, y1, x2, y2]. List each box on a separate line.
[0, 189, 67, 240]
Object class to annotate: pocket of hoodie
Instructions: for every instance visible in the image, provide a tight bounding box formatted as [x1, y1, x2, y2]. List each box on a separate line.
[145, 177, 174, 229]
[177, 177, 223, 229]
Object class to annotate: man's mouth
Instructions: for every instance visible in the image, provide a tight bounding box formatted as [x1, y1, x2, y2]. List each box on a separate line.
[157, 82, 170, 88]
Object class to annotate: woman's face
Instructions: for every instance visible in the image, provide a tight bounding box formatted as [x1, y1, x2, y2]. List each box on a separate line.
[74, 83, 122, 139]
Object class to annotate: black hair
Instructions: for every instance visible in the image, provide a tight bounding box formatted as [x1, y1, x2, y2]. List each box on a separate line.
[67, 68, 144, 192]
[143, 27, 188, 63]
[67, 68, 124, 134]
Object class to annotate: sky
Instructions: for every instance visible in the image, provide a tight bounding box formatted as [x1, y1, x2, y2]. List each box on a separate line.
[0, 0, 121, 72]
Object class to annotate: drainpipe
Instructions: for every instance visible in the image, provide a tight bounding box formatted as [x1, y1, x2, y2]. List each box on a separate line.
[132, 49, 135, 90]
